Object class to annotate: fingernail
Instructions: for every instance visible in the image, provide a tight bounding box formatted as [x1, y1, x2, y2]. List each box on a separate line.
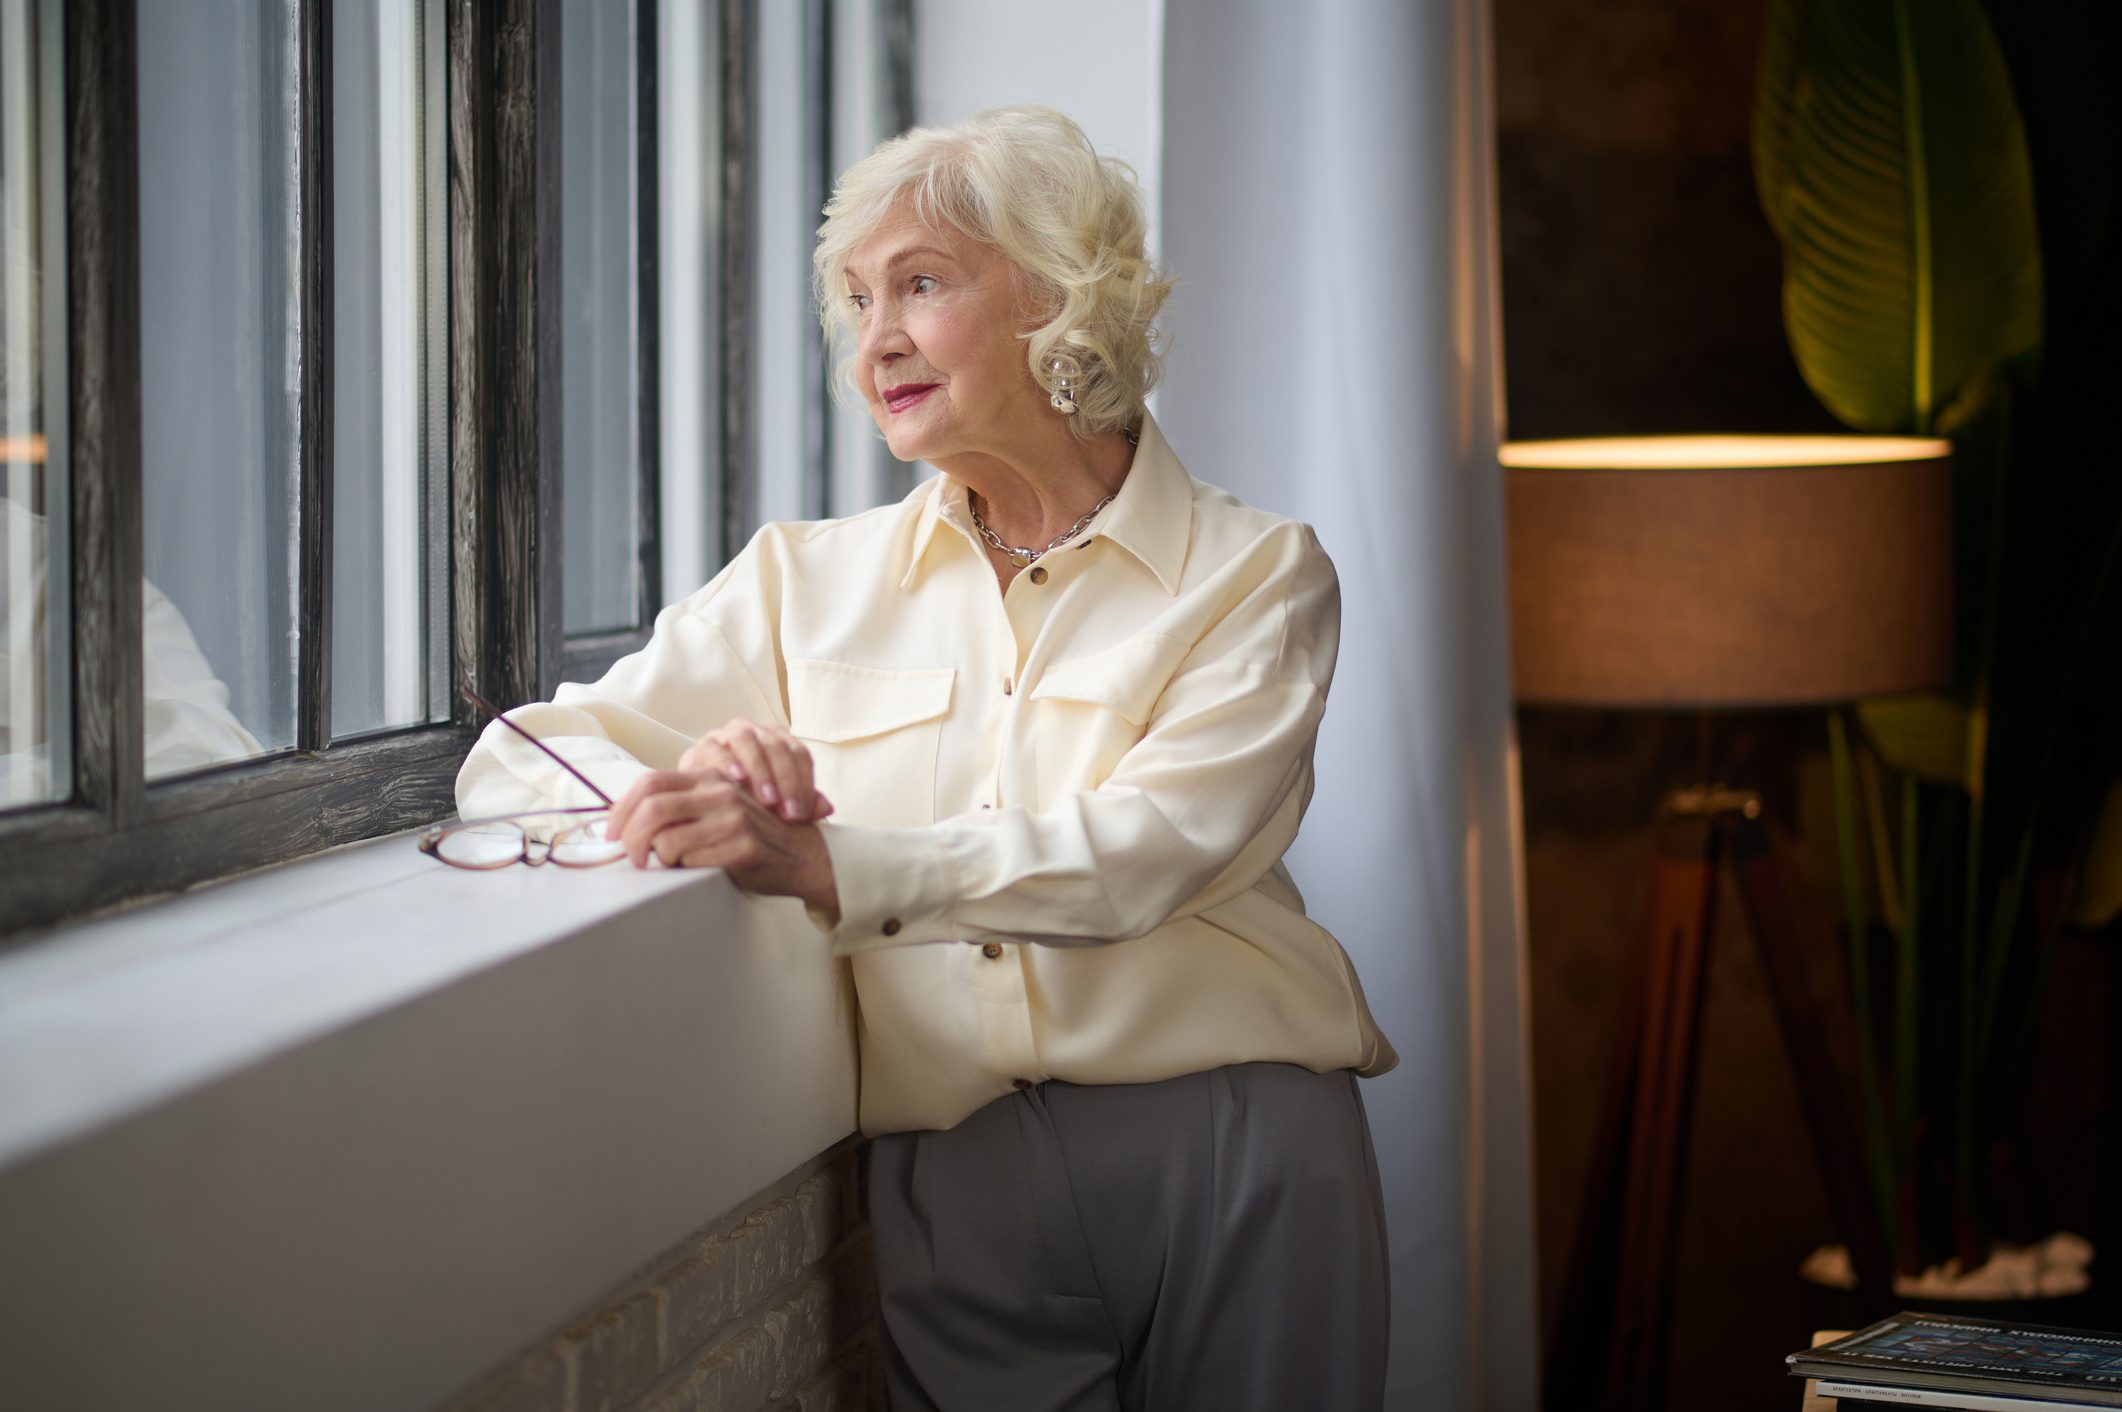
[723, 763, 745, 781]
[760, 782, 779, 804]
[782, 799, 801, 820]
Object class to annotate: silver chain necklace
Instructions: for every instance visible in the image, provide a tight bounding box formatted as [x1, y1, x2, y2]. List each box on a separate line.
[967, 424, 1137, 568]
[970, 492, 1115, 568]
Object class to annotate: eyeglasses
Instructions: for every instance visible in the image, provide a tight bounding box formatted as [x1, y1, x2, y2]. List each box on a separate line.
[418, 688, 628, 869]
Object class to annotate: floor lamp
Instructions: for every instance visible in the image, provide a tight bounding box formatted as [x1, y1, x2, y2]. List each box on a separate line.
[1505, 435, 1956, 1412]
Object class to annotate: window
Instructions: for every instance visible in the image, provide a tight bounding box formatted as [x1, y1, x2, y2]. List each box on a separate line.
[0, 0, 67, 813]
[332, 0, 450, 741]
[555, 0, 666, 686]
[131, 0, 450, 778]
[0, 0, 909, 939]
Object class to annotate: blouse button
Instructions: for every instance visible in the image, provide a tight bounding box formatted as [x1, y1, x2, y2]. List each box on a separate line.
[881, 918, 902, 937]
[1028, 566, 1048, 585]
[982, 942, 1004, 959]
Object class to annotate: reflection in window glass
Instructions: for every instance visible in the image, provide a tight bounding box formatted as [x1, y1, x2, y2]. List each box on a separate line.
[332, 0, 446, 739]
[137, 0, 297, 779]
[560, 0, 643, 636]
[0, 0, 67, 810]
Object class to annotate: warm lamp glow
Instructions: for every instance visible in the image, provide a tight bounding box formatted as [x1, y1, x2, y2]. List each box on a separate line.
[1504, 433, 1955, 708]
[1501, 433, 1951, 470]
[0, 434, 46, 463]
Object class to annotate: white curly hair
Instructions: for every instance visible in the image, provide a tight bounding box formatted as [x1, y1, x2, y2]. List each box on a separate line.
[812, 105, 1171, 440]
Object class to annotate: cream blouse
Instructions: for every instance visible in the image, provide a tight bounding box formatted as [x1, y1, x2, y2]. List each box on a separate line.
[454, 414, 1399, 1134]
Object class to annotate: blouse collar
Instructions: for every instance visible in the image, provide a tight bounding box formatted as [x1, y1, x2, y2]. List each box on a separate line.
[901, 410, 1193, 596]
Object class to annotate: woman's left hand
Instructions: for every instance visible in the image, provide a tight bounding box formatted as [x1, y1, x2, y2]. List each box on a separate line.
[604, 770, 841, 920]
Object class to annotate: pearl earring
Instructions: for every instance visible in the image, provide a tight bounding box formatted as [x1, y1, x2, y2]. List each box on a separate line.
[1047, 354, 1082, 414]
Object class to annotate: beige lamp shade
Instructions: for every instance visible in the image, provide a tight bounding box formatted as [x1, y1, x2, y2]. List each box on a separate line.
[1502, 435, 1955, 708]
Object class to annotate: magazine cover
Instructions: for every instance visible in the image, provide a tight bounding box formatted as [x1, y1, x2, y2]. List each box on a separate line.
[1790, 1313, 2122, 1406]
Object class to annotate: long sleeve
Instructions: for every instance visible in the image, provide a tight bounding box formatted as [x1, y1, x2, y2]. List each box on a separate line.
[813, 522, 1339, 956]
[443, 414, 1397, 1136]
[453, 539, 790, 819]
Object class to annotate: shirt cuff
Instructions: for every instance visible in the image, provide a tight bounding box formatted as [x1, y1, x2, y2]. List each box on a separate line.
[806, 821, 964, 956]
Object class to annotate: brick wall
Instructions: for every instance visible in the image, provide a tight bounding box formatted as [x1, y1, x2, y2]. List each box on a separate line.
[444, 1140, 884, 1412]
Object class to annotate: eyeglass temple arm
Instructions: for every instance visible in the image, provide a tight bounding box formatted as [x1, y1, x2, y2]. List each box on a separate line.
[459, 686, 616, 807]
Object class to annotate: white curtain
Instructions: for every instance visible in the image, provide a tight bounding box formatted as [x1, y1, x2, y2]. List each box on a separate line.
[1158, 1, 1538, 1406]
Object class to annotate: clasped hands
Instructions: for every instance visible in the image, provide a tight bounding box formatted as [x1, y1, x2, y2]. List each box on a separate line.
[604, 719, 841, 922]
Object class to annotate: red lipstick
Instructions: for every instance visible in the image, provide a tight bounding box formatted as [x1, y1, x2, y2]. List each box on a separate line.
[883, 383, 939, 414]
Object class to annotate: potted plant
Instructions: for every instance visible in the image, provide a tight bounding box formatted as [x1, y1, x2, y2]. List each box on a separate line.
[1752, 0, 2122, 1317]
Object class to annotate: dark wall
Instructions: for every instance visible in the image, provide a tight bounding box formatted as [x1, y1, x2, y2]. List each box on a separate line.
[1494, 1, 2121, 1408]
[1496, 0, 1834, 442]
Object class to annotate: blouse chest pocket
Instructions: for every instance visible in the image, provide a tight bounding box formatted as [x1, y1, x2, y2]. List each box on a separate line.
[1025, 633, 1188, 805]
[786, 660, 955, 827]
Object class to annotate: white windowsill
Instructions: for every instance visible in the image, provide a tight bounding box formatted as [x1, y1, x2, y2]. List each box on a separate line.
[0, 829, 859, 1412]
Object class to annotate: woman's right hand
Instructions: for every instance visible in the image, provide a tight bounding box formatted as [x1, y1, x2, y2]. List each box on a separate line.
[676, 718, 834, 823]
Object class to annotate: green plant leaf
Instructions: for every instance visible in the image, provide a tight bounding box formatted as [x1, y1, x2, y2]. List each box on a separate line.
[1756, 0, 2042, 432]
[1753, 0, 1819, 241]
[1857, 692, 1978, 796]
[2070, 781, 2122, 931]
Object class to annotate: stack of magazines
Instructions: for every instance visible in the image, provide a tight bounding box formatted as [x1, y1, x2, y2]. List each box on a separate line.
[1790, 1311, 2122, 1408]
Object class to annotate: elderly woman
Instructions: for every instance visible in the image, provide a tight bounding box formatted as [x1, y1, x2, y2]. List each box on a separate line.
[458, 106, 1397, 1410]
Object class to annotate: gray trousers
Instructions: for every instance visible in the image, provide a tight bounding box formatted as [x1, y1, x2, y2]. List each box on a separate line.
[866, 1062, 1389, 1411]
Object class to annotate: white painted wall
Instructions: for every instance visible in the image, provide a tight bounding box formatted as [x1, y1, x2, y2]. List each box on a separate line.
[1160, 2, 1537, 1405]
[911, 0, 1163, 258]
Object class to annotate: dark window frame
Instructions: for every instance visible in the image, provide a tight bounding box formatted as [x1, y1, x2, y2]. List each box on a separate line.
[1, 0, 879, 941]
[0, 0, 484, 938]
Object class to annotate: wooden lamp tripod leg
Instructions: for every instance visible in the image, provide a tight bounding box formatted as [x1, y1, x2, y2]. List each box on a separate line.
[1544, 787, 1895, 1409]
[1545, 803, 1722, 1412]
[1611, 809, 1721, 1411]
[1724, 805, 1896, 1316]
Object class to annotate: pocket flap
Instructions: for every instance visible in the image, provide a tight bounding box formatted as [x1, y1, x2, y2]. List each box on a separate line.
[1027, 634, 1187, 727]
[787, 659, 956, 743]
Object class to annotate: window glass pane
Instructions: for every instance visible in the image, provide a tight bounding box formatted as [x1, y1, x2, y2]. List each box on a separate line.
[0, 0, 66, 810]
[656, 0, 720, 599]
[753, 0, 811, 530]
[137, 0, 299, 779]
[560, 0, 642, 636]
[332, 0, 446, 738]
